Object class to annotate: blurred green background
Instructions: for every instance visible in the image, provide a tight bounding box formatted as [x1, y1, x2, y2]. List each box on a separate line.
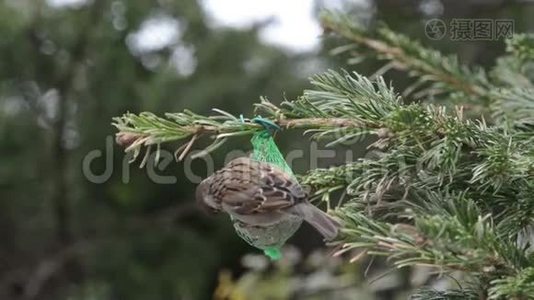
[0, 0, 532, 299]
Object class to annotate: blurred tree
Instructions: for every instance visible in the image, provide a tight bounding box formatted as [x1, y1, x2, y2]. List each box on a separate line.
[0, 0, 309, 299]
[2, 0, 534, 299]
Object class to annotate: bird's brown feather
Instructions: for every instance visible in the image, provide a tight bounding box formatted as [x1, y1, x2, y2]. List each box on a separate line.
[208, 157, 306, 214]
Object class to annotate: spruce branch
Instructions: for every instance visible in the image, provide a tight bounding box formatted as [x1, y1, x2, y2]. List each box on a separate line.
[320, 11, 491, 101]
[112, 108, 365, 162]
[112, 70, 396, 161]
[332, 191, 532, 290]
[507, 34, 534, 62]
[490, 87, 534, 128]
[488, 267, 534, 299]
[410, 287, 479, 300]
[490, 55, 534, 89]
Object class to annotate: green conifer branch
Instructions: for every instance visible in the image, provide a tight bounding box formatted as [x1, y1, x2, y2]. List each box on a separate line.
[319, 11, 491, 101]
[410, 287, 479, 300]
[507, 34, 534, 62]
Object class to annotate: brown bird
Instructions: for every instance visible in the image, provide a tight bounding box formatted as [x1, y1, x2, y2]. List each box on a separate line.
[195, 157, 339, 240]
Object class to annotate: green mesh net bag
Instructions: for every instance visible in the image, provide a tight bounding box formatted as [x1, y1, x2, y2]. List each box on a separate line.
[231, 119, 303, 260]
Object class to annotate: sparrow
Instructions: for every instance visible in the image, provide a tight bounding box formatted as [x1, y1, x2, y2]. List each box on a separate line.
[195, 157, 339, 240]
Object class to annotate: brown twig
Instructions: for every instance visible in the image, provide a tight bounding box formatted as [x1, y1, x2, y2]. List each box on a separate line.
[177, 134, 198, 161]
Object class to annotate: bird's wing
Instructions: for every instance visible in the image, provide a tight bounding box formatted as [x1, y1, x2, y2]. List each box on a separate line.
[217, 157, 307, 215]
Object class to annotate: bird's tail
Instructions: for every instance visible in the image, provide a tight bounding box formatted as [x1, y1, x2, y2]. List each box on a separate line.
[293, 203, 340, 240]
